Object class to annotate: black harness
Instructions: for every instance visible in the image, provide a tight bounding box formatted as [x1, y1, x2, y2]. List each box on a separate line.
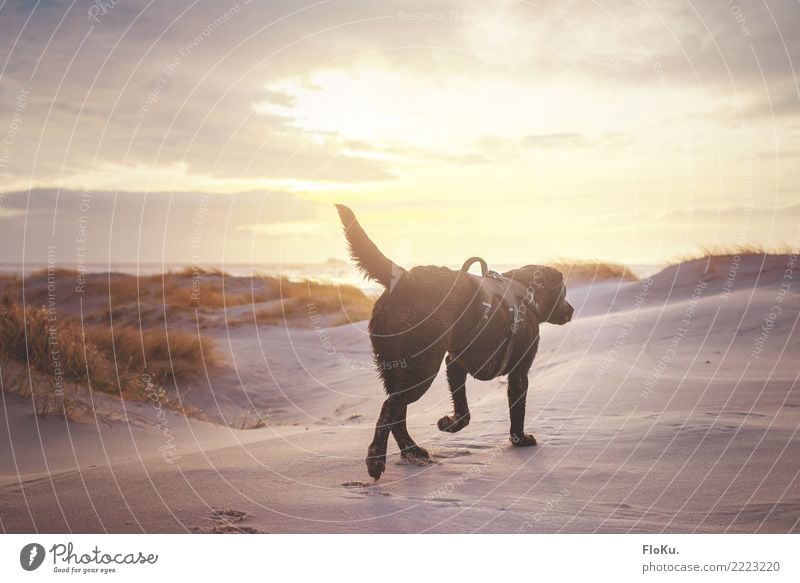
[460, 257, 539, 377]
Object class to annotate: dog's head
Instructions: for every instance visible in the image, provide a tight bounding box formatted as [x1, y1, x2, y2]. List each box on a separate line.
[510, 265, 574, 325]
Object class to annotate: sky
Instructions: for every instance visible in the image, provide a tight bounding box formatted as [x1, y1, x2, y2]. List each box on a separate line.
[0, 0, 798, 269]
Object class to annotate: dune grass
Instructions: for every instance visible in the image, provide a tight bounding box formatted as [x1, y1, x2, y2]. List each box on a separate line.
[82, 324, 216, 390]
[10, 267, 374, 319]
[176, 266, 227, 277]
[160, 283, 265, 309]
[251, 278, 374, 326]
[82, 273, 152, 304]
[547, 259, 638, 284]
[666, 244, 795, 266]
[0, 268, 374, 422]
[0, 269, 373, 421]
[0, 298, 216, 402]
[0, 299, 107, 385]
[26, 267, 80, 279]
[158, 274, 374, 317]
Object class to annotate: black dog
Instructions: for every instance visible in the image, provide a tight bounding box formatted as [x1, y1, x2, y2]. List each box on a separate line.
[336, 205, 574, 480]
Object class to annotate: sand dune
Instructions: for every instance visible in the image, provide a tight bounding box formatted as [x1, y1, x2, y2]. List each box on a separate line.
[1, 254, 798, 533]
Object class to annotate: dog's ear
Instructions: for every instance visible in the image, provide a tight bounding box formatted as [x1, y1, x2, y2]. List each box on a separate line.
[533, 267, 545, 289]
[533, 265, 563, 290]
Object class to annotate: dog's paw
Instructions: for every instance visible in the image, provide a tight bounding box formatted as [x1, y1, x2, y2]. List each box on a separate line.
[400, 445, 430, 462]
[400, 445, 434, 466]
[366, 449, 386, 480]
[437, 413, 470, 433]
[510, 433, 537, 447]
[366, 457, 385, 480]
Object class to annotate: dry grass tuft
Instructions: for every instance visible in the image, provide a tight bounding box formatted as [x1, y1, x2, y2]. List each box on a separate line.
[258, 278, 374, 325]
[0, 301, 109, 388]
[231, 409, 269, 429]
[162, 283, 264, 309]
[82, 324, 216, 393]
[26, 267, 79, 279]
[0, 299, 216, 400]
[82, 273, 144, 304]
[176, 266, 228, 278]
[667, 244, 795, 266]
[548, 259, 638, 284]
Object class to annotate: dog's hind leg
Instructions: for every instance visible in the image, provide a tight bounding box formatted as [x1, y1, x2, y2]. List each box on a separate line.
[366, 396, 403, 480]
[390, 359, 443, 464]
[391, 402, 431, 464]
[367, 364, 440, 479]
[438, 355, 471, 433]
[367, 344, 446, 478]
[507, 370, 537, 446]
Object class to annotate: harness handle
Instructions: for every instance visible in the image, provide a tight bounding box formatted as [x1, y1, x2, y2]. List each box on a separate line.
[460, 256, 488, 276]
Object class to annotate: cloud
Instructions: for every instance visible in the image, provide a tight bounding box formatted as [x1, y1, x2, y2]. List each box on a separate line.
[0, 188, 335, 264]
[473, 131, 633, 162]
[1, 0, 795, 194]
[740, 84, 800, 120]
[1, 0, 469, 189]
[657, 202, 800, 221]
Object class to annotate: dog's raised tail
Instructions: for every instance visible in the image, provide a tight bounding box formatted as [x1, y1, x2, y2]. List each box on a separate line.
[335, 204, 403, 289]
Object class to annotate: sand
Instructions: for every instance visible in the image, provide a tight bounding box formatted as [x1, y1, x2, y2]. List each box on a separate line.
[1, 254, 798, 533]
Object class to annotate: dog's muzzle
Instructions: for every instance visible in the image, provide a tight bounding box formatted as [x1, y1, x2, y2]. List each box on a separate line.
[553, 301, 574, 324]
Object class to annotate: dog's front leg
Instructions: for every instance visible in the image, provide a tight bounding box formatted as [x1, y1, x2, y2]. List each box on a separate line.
[507, 371, 537, 446]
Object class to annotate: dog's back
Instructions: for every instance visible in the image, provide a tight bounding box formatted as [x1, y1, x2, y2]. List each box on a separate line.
[368, 265, 465, 378]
